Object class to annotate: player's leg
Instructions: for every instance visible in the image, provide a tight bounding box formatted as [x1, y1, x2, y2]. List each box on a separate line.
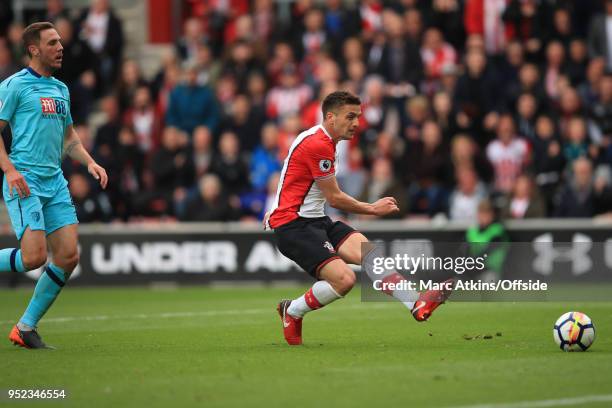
[333, 230, 419, 310]
[11, 182, 79, 349]
[274, 218, 348, 345]
[333, 225, 452, 321]
[17, 225, 76, 324]
[11, 224, 78, 350]
[3, 194, 54, 348]
[286, 258, 354, 318]
[277, 258, 352, 345]
[0, 193, 47, 273]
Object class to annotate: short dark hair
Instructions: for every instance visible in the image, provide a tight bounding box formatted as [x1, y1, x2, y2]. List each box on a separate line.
[322, 91, 361, 117]
[23, 22, 56, 58]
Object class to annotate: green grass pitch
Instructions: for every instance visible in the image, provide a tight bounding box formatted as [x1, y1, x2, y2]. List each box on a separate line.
[1, 286, 611, 407]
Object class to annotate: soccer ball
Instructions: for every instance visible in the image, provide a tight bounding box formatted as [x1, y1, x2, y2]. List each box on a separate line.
[553, 311, 595, 352]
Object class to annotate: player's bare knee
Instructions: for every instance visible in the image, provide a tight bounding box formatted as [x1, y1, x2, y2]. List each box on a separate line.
[335, 270, 356, 295]
[22, 250, 47, 270]
[55, 250, 79, 272]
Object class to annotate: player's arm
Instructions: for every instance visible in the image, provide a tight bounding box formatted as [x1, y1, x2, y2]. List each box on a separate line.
[64, 124, 108, 189]
[316, 175, 399, 216]
[0, 120, 30, 198]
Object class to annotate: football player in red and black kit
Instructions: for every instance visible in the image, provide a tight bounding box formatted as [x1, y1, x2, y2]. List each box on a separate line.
[265, 91, 450, 345]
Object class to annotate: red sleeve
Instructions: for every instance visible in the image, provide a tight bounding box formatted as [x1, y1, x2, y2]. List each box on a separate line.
[303, 138, 335, 179]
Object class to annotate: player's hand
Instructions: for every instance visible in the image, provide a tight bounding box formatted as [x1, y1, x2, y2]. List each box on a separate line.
[88, 162, 108, 189]
[5, 167, 30, 198]
[371, 197, 399, 216]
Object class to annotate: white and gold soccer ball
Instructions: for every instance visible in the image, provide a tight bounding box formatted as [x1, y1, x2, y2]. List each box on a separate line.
[553, 311, 596, 352]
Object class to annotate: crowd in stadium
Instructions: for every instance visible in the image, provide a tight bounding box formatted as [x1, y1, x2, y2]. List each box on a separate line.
[1, 0, 612, 225]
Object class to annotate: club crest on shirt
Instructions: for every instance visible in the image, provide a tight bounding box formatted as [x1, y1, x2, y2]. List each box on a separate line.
[319, 159, 332, 172]
[323, 241, 335, 253]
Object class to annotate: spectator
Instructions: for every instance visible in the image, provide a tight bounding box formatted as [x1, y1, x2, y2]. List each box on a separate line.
[123, 85, 162, 155]
[263, 171, 281, 216]
[581, 58, 606, 108]
[432, 91, 459, 141]
[360, 157, 408, 219]
[175, 17, 207, 63]
[114, 126, 145, 220]
[420, 27, 457, 83]
[180, 174, 240, 222]
[502, 0, 545, 59]
[562, 116, 591, 170]
[531, 115, 565, 210]
[193, 42, 221, 87]
[587, 0, 612, 69]
[7, 22, 26, 67]
[222, 40, 258, 93]
[498, 40, 525, 85]
[504, 63, 546, 118]
[53, 18, 97, 124]
[543, 41, 567, 101]
[210, 131, 250, 195]
[403, 120, 452, 215]
[590, 73, 612, 143]
[449, 165, 488, 222]
[501, 174, 547, 219]
[265, 64, 312, 121]
[430, 0, 464, 50]
[486, 114, 529, 194]
[277, 113, 303, 160]
[29, 0, 70, 25]
[451, 134, 493, 184]
[360, 75, 396, 147]
[220, 94, 265, 152]
[297, 7, 327, 61]
[250, 123, 282, 192]
[454, 49, 499, 146]
[93, 95, 121, 153]
[166, 62, 220, 135]
[267, 42, 297, 87]
[189, 126, 214, 179]
[116, 59, 148, 114]
[403, 95, 430, 143]
[515, 92, 539, 140]
[0, 40, 18, 82]
[0, 2, 13, 37]
[76, 0, 124, 94]
[566, 39, 589, 86]
[374, 10, 422, 93]
[554, 157, 612, 217]
[152, 127, 194, 213]
[68, 172, 112, 223]
[548, 7, 574, 49]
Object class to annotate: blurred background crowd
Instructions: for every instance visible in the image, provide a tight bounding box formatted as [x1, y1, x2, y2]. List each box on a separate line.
[1, 0, 612, 226]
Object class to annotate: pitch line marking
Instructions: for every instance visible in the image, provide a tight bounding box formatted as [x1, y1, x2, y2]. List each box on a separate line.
[0, 303, 393, 325]
[448, 394, 612, 408]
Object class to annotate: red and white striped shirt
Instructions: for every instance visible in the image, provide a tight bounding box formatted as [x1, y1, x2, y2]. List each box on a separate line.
[268, 125, 337, 229]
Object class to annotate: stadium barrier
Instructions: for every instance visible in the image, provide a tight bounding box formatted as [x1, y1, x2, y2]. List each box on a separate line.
[1, 219, 611, 287]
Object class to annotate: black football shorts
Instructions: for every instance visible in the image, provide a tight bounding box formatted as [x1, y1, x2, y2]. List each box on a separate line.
[274, 216, 358, 278]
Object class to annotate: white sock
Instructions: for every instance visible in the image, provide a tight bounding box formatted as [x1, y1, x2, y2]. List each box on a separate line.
[380, 272, 418, 310]
[362, 245, 418, 310]
[287, 281, 342, 318]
